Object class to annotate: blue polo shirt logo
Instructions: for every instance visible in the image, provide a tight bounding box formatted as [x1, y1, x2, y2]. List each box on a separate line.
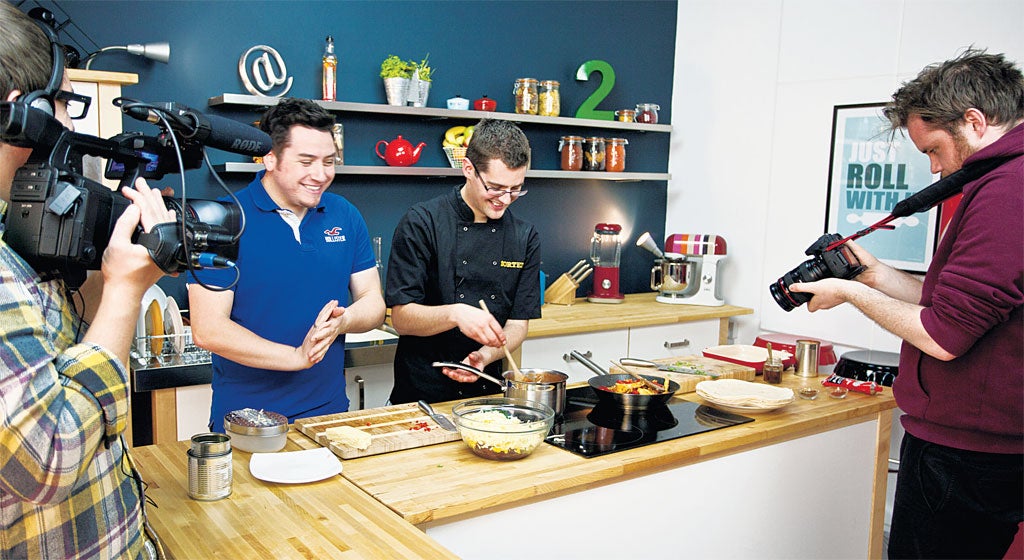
[324, 226, 347, 243]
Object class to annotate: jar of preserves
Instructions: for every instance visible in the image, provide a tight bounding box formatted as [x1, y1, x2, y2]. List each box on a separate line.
[635, 103, 660, 124]
[614, 109, 636, 122]
[538, 80, 560, 117]
[513, 78, 539, 115]
[605, 138, 628, 172]
[583, 137, 606, 171]
[558, 135, 584, 171]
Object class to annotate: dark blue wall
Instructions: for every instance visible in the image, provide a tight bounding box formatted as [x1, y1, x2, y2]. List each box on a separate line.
[32, 0, 677, 303]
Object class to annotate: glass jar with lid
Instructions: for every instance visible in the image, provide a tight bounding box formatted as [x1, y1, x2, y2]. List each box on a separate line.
[635, 103, 660, 124]
[513, 78, 539, 115]
[605, 138, 628, 172]
[583, 137, 606, 171]
[538, 80, 560, 117]
[614, 109, 636, 122]
[558, 135, 583, 171]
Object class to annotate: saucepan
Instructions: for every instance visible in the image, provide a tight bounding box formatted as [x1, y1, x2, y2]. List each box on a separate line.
[432, 362, 568, 415]
[568, 350, 679, 413]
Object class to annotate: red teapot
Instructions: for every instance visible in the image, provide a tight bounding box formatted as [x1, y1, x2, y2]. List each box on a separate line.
[375, 135, 425, 167]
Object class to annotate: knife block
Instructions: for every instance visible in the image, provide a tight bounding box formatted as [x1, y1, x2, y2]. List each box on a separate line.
[544, 273, 579, 306]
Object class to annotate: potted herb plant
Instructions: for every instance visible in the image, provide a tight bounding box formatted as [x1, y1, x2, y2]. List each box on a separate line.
[406, 54, 434, 107]
[380, 55, 413, 106]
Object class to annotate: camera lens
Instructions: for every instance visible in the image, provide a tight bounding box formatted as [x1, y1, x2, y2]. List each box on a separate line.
[770, 256, 831, 311]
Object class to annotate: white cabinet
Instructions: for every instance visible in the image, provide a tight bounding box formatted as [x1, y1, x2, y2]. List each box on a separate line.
[626, 320, 722, 360]
[520, 330, 629, 382]
[521, 319, 726, 382]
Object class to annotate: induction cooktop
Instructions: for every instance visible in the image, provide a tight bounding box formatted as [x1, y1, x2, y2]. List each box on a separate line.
[545, 386, 754, 458]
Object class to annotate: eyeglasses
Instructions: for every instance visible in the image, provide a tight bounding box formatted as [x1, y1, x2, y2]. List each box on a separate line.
[473, 168, 527, 199]
[55, 90, 91, 120]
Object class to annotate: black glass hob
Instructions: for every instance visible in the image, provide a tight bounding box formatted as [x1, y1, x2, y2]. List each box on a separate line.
[545, 386, 754, 458]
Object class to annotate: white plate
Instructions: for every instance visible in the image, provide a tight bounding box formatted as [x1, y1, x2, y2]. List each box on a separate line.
[249, 447, 342, 484]
[697, 396, 792, 414]
[695, 379, 794, 413]
[164, 297, 186, 355]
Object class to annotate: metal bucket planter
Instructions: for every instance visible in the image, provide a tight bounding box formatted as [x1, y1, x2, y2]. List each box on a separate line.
[383, 77, 409, 106]
[406, 75, 430, 107]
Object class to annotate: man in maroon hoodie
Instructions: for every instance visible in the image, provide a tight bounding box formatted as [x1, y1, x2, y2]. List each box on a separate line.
[791, 48, 1023, 559]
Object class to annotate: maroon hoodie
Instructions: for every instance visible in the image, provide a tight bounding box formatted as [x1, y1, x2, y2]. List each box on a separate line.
[895, 123, 1024, 454]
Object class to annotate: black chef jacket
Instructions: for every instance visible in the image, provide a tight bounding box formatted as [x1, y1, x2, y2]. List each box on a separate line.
[386, 185, 542, 403]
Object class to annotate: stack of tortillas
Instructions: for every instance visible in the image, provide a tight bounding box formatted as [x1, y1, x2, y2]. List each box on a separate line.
[696, 379, 795, 412]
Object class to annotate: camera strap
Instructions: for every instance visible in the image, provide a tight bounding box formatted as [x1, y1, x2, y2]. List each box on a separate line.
[826, 154, 1019, 251]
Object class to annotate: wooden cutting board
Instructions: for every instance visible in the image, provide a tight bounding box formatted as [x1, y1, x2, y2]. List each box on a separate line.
[610, 355, 756, 393]
[295, 403, 461, 460]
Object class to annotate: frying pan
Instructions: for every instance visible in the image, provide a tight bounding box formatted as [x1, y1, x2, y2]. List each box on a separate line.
[568, 351, 679, 413]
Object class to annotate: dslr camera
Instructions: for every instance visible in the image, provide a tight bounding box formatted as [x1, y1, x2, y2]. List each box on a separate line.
[0, 100, 243, 288]
[769, 233, 865, 311]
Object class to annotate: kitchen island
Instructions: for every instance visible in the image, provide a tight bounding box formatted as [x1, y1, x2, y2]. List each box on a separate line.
[134, 373, 896, 559]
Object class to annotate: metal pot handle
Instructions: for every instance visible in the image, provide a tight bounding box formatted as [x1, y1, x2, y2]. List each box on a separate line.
[431, 361, 506, 388]
[568, 350, 608, 377]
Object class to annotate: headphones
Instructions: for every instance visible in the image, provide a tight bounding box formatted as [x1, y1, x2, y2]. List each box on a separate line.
[15, 15, 65, 117]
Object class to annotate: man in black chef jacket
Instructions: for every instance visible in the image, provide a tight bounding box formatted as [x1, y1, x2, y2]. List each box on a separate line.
[386, 119, 541, 403]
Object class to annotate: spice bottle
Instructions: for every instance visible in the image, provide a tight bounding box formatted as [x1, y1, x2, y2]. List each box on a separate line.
[605, 138, 628, 172]
[538, 80, 560, 117]
[614, 109, 636, 122]
[763, 358, 784, 384]
[513, 78, 539, 115]
[322, 36, 337, 101]
[583, 137, 606, 171]
[559, 135, 583, 171]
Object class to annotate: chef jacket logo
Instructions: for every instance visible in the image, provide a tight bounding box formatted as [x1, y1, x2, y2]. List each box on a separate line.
[238, 45, 293, 97]
[323, 226, 346, 243]
[500, 260, 524, 269]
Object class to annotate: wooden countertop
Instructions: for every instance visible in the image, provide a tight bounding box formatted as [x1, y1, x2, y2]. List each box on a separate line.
[132, 441, 458, 559]
[290, 374, 895, 526]
[528, 292, 752, 337]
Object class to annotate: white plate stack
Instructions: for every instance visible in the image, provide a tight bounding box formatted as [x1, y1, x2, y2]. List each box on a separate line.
[695, 379, 795, 413]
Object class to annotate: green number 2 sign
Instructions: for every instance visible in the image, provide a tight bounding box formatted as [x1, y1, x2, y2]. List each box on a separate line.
[574, 60, 616, 120]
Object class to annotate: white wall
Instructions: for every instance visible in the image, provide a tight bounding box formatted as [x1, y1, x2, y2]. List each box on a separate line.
[670, 0, 1024, 351]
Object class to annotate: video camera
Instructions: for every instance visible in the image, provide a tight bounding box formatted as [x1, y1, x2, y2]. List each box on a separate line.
[0, 98, 269, 288]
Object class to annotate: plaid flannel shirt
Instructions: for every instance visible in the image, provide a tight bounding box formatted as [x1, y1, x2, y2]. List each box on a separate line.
[1, 200, 149, 559]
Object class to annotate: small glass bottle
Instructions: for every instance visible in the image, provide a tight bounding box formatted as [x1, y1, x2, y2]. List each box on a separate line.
[763, 358, 784, 384]
[559, 135, 583, 171]
[322, 35, 337, 102]
[513, 78, 539, 115]
[538, 80, 560, 117]
[605, 138, 628, 172]
[583, 137, 606, 171]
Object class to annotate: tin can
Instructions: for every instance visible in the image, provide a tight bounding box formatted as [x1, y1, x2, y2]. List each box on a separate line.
[794, 339, 820, 377]
[187, 433, 232, 501]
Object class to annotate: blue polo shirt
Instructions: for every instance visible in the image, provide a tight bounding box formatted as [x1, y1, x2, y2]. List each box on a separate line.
[189, 172, 376, 430]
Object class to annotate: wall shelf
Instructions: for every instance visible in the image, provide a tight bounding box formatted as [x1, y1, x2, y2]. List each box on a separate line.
[214, 161, 670, 181]
[209, 93, 672, 133]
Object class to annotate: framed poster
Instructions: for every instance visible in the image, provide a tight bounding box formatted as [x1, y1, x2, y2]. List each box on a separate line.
[825, 103, 939, 273]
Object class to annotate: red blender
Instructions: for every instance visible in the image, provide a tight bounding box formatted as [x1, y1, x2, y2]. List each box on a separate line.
[588, 223, 625, 304]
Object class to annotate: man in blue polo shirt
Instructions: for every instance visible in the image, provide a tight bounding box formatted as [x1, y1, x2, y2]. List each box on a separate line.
[188, 98, 385, 430]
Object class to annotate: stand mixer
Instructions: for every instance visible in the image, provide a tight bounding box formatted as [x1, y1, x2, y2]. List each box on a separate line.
[637, 233, 726, 306]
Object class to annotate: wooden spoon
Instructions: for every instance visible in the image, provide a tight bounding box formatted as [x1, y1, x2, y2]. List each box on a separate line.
[478, 299, 523, 381]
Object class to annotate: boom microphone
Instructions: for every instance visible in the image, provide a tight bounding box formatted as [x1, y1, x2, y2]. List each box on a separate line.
[891, 155, 1016, 217]
[121, 100, 271, 157]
